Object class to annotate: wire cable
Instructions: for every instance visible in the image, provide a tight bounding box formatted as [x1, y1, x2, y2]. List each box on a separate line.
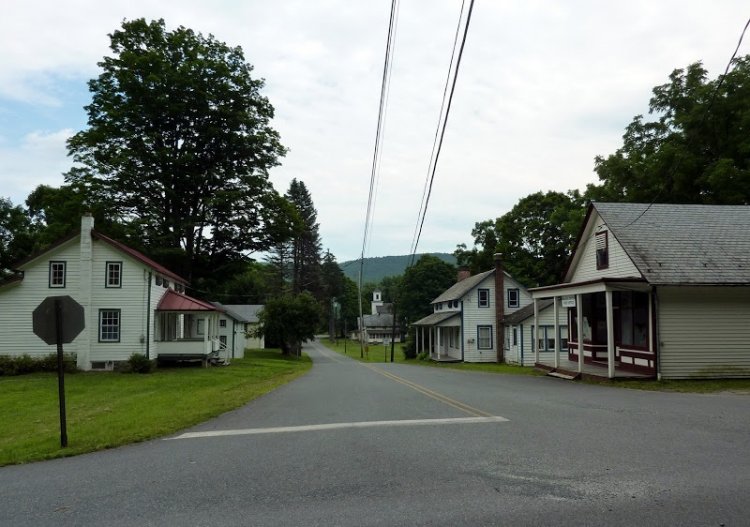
[410, 0, 476, 264]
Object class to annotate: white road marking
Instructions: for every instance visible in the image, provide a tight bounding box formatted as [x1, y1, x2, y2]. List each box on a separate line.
[167, 416, 509, 440]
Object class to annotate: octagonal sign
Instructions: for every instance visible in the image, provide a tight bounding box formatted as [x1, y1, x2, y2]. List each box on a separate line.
[33, 296, 85, 345]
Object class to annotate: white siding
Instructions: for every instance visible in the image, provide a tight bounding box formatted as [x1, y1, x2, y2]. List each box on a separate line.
[0, 239, 82, 359]
[0, 234, 181, 369]
[505, 304, 568, 366]
[658, 286, 750, 379]
[461, 275, 497, 362]
[503, 274, 532, 315]
[571, 213, 640, 282]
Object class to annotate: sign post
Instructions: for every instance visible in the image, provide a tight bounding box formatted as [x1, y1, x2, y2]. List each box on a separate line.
[33, 295, 85, 448]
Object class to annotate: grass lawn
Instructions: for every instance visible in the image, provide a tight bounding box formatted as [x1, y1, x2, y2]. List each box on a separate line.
[0, 349, 311, 466]
[320, 338, 538, 375]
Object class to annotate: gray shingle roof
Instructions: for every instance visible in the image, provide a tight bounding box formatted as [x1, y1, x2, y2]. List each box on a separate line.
[221, 304, 264, 323]
[412, 311, 460, 326]
[432, 270, 494, 303]
[503, 299, 553, 325]
[595, 202, 750, 285]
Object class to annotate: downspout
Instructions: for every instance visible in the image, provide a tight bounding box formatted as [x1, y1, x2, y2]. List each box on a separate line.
[232, 319, 236, 359]
[460, 300, 465, 362]
[145, 272, 152, 360]
[653, 287, 662, 380]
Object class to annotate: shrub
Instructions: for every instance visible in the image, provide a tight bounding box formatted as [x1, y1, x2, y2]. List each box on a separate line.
[417, 350, 430, 361]
[402, 328, 417, 359]
[127, 353, 154, 374]
[0, 353, 77, 376]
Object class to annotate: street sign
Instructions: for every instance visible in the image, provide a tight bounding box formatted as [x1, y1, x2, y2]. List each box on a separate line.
[32, 295, 85, 448]
[561, 296, 576, 308]
[33, 296, 85, 345]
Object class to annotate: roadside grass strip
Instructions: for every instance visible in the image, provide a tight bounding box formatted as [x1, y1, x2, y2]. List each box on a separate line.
[168, 416, 509, 440]
[0, 350, 311, 466]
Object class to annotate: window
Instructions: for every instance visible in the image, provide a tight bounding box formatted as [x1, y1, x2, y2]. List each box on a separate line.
[478, 289, 490, 308]
[219, 319, 227, 328]
[512, 328, 518, 346]
[507, 288, 520, 308]
[155, 276, 163, 286]
[105, 261, 122, 288]
[535, 325, 568, 351]
[219, 335, 227, 347]
[99, 310, 121, 342]
[163, 279, 169, 288]
[596, 231, 609, 270]
[49, 261, 66, 288]
[477, 325, 493, 349]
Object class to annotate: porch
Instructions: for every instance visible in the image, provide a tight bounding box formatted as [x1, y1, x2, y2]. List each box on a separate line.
[530, 279, 657, 379]
[535, 351, 653, 380]
[412, 312, 462, 362]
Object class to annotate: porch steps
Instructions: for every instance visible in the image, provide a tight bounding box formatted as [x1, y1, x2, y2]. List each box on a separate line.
[546, 371, 579, 380]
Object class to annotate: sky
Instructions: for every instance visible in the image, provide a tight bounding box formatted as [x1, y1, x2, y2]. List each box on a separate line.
[1, 1, 748, 262]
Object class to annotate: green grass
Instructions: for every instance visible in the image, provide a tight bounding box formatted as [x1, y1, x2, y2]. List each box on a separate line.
[320, 338, 538, 375]
[0, 349, 311, 466]
[321, 339, 750, 391]
[589, 377, 750, 394]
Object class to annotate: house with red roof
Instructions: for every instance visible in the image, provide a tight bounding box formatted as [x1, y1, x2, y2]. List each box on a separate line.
[0, 215, 226, 370]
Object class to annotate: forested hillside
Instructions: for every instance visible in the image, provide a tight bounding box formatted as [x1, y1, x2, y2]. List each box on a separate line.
[339, 253, 456, 283]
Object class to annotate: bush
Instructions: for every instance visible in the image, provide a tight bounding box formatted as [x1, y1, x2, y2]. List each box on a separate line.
[417, 350, 430, 361]
[402, 328, 417, 359]
[0, 353, 77, 376]
[127, 353, 154, 374]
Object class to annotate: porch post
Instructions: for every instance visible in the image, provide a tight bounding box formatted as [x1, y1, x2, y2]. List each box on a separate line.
[606, 290, 615, 379]
[203, 315, 209, 354]
[416, 327, 420, 356]
[576, 294, 584, 374]
[553, 296, 560, 369]
[647, 290, 653, 353]
[429, 327, 433, 358]
[533, 298, 539, 364]
[437, 327, 441, 359]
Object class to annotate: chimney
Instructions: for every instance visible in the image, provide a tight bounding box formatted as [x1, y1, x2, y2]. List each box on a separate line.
[457, 266, 471, 282]
[494, 253, 504, 363]
[78, 213, 95, 370]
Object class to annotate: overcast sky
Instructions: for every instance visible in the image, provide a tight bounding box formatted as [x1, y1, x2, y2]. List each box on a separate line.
[1, 1, 747, 262]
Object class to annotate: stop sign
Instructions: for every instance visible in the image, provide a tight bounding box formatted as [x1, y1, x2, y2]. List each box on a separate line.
[33, 296, 85, 345]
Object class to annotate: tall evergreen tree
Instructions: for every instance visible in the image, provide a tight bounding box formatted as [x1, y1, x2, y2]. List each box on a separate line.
[285, 179, 322, 297]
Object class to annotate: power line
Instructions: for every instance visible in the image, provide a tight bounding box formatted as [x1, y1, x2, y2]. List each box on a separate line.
[621, 15, 750, 228]
[409, 0, 467, 264]
[409, 0, 476, 265]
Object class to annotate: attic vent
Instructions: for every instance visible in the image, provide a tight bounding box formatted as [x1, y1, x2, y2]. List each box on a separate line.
[595, 231, 609, 270]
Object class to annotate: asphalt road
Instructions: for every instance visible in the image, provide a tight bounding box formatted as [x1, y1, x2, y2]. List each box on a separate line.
[1, 340, 749, 526]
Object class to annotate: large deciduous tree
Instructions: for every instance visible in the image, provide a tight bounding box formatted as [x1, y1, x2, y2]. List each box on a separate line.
[455, 191, 584, 287]
[399, 254, 456, 324]
[590, 57, 750, 204]
[66, 18, 288, 280]
[255, 292, 321, 356]
[0, 198, 36, 277]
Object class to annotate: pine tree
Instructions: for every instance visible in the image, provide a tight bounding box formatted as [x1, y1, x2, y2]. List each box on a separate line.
[285, 179, 323, 297]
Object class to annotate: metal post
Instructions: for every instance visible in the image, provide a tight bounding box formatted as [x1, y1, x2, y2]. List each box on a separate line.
[55, 299, 68, 448]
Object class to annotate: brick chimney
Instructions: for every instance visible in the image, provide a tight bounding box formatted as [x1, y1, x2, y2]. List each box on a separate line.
[457, 266, 471, 282]
[494, 253, 504, 363]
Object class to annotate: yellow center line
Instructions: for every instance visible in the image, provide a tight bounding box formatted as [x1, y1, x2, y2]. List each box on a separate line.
[360, 362, 495, 418]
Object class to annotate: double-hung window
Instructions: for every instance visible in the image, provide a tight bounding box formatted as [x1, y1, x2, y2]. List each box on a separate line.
[507, 288, 520, 308]
[478, 289, 490, 308]
[49, 261, 66, 288]
[219, 319, 227, 328]
[477, 325, 493, 349]
[106, 261, 122, 288]
[99, 310, 121, 342]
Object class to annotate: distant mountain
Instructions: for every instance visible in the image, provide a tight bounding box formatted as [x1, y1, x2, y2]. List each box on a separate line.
[339, 253, 456, 283]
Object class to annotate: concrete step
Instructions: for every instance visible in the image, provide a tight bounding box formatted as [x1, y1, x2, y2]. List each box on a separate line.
[547, 371, 578, 380]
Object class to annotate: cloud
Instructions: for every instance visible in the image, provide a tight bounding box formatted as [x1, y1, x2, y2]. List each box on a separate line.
[0, 129, 73, 204]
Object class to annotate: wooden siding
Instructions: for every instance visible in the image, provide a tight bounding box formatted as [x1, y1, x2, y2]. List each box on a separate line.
[461, 274, 497, 362]
[658, 286, 750, 379]
[0, 234, 179, 369]
[505, 303, 567, 366]
[571, 212, 640, 282]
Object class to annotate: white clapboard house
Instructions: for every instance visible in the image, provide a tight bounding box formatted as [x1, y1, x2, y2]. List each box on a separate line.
[211, 303, 265, 358]
[412, 256, 552, 363]
[0, 215, 228, 370]
[531, 202, 750, 379]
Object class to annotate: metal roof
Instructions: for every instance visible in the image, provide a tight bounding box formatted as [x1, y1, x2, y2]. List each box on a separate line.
[503, 299, 553, 325]
[594, 202, 750, 285]
[92, 231, 187, 284]
[157, 289, 221, 312]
